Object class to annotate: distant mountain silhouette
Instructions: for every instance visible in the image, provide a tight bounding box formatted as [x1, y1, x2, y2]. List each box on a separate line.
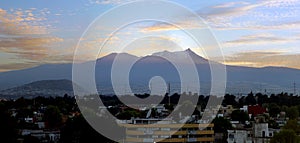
[0, 79, 82, 99]
[0, 49, 299, 97]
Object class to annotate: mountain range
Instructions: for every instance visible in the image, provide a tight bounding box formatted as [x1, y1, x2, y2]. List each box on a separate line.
[0, 49, 299, 98]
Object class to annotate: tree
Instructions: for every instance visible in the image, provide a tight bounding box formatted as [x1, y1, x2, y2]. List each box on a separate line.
[223, 94, 238, 107]
[0, 105, 18, 143]
[23, 135, 39, 143]
[60, 115, 120, 143]
[44, 105, 62, 128]
[283, 120, 300, 134]
[231, 110, 249, 123]
[268, 119, 279, 129]
[286, 106, 299, 120]
[268, 103, 281, 117]
[271, 119, 300, 143]
[116, 109, 143, 120]
[213, 117, 232, 133]
[213, 117, 232, 143]
[245, 92, 257, 105]
[238, 96, 245, 107]
[270, 129, 300, 143]
[256, 93, 269, 105]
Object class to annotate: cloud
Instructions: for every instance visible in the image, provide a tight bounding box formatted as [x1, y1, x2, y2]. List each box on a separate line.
[138, 19, 208, 34]
[0, 8, 65, 71]
[138, 0, 300, 33]
[0, 8, 48, 35]
[199, 1, 260, 18]
[140, 23, 179, 33]
[224, 33, 295, 47]
[198, 0, 300, 30]
[89, 0, 131, 5]
[223, 51, 300, 69]
[0, 62, 38, 72]
[0, 36, 63, 60]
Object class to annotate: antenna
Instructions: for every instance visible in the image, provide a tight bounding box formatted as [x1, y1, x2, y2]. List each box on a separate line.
[264, 89, 267, 95]
[260, 83, 263, 93]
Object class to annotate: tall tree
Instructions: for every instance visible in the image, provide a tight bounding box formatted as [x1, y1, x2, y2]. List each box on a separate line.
[0, 103, 18, 143]
[213, 117, 232, 133]
[245, 91, 257, 105]
[283, 120, 300, 135]
[223, 94, 238, 107]
[231, 110, 249, 123]
[286, 106, 299, 120]
[44, 105, 62, 128]
[268, 103, 281, 117]
[270, 129, 300, 143]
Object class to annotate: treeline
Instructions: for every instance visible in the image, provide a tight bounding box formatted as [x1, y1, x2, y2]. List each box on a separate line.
[223, 92, 300, 107]
[0, 94, 117, 143]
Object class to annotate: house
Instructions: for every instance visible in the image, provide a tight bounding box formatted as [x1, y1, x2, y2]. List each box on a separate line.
[220, 105, 235, 117]
[20, 129, 60, 143]
[248, 105, 266, 117]
[227, 129, 253, 143]
[227, 123, 280, 143]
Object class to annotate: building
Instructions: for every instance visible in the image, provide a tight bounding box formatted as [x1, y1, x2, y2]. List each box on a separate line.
[20, 129, 60, 143]
[248, 105, 266, 117]
[227, 129, 253, 143]
[219, 105, 235, 117]
[121, 118, 214, 143]
[252, 123, 280, 143]
[227, 123, 280, 143]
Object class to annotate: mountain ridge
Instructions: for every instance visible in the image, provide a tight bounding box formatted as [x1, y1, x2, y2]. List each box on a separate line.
[0, 49, 299, 97]
[0, 79, 80, 99]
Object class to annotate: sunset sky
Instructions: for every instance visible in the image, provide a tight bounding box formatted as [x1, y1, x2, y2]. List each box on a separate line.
[0, 0, 300, 72]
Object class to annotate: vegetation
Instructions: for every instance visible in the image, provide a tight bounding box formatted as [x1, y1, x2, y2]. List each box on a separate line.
[271, 120, 300, 143]
[231, 110, 249, 123]
[1, 91, 300, 142]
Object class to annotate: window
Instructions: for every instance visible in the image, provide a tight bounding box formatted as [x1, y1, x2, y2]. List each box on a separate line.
[161, 128, 170, 131]
[161, 135, 170, 138]
[269, 133, 273, 137]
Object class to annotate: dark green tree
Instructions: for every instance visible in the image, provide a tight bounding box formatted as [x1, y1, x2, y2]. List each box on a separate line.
[286, 106, 299, 120]
[268, 103, 281, 117]
[270, 129, 300, 143]
[23, 135, 39, 143]
[0, 103, 18, 143]
[213, 117, 232, 133]
[60, 115, 120, 143]
[245, 91, 257, 105]
[44, 105, 62, 128]
[231, 110, 249, 123]
[283, 120, 300, 134]
[223, 94, 238, 107]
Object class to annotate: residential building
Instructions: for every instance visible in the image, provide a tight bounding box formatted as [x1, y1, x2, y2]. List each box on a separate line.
[227, 123, 280, 143]
[121, 118, 214, 143]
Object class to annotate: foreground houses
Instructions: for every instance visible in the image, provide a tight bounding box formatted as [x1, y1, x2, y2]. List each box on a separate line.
[1, 92, 300, 143]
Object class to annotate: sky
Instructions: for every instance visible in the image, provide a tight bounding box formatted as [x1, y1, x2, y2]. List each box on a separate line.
[0, 0, 300, 72]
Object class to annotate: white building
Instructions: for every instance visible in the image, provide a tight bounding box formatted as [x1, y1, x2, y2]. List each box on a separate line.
[227, 129, 253, 143]
[227, 123, 280, 143]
